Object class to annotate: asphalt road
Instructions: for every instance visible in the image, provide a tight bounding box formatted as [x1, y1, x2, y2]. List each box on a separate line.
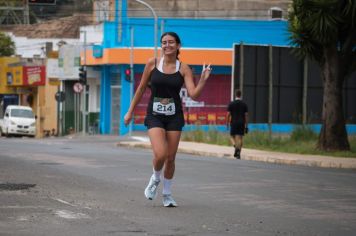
[1, 135, 356, 236]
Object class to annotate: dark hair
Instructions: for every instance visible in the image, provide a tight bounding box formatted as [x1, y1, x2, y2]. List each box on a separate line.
[235, 89, 242, 98]
[160, 32, 181, 59]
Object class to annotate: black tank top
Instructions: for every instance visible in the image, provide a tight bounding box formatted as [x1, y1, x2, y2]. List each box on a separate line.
[147, 65, 184, 116]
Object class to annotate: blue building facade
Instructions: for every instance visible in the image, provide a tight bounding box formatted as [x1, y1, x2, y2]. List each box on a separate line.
[84, 0, 355, 135]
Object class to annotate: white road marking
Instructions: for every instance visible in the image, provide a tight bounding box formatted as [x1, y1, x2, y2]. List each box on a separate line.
[53, 198, 76, 207]
[55, 210, 90, 219]
[17, 216, 29, 221]
[131, 136, 149, 142]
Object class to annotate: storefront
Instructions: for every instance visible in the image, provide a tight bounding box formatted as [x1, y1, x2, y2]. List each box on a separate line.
[82, 0, 289, 135]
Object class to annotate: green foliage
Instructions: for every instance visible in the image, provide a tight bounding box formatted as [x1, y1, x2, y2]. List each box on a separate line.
[243, 129, 356, 157]
[288, 0, 356, 64]
[290, 125, 318, 142]
[181, 129, 356, 158]
[244, 131, 288, 150]
[182, 127, 230, 146]
[288, 0, 355, 151]
[0, 32, 15, 57]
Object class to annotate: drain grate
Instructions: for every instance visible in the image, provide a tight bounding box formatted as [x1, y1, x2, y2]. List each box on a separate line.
[0, 183, 36, 191]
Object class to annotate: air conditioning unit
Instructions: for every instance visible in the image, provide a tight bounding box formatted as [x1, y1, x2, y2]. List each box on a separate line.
[269, 7, 283, 20]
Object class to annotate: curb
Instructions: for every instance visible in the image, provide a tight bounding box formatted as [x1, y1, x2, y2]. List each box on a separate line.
[117, 141, 356, 170]
[242, 153, 356, 169]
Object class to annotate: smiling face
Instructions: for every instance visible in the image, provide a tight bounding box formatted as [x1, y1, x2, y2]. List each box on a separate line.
[161, 34, 181, 57]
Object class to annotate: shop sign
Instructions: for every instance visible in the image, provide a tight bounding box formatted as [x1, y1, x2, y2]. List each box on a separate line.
[23, 66, 46, 86]
[93, 45, 103, 58]
[58, 45, 81, 80]
[47, 58, 60, 78]
[6, 66, 23, 86]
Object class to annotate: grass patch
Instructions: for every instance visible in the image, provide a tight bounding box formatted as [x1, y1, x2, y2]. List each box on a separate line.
[181, 126, 356, 158]
[181, 128, 230, 146]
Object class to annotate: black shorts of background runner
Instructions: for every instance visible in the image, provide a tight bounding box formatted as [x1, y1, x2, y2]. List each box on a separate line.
[230, 121, 245, 136]
[144, 112, 185, 131]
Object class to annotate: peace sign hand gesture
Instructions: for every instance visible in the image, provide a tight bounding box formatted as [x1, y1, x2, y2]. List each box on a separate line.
[201, 63, 212, 81]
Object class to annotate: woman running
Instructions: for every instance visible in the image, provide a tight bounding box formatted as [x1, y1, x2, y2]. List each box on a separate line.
[124, 32, 212, 207]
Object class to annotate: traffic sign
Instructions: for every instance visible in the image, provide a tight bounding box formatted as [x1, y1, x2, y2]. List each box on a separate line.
[73, 82, 84, 93]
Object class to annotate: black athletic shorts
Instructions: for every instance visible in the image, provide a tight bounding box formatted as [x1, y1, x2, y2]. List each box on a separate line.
[144, 112, 185, 131]
[230, 122, 245, 136]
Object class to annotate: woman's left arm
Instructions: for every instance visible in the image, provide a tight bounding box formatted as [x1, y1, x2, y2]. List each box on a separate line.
[182, 63, 212, 100]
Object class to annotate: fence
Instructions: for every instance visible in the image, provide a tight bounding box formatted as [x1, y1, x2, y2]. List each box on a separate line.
[233, 44, 356, 125]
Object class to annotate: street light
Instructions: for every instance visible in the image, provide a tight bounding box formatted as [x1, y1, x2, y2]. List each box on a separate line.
[134, 0, 158, 58]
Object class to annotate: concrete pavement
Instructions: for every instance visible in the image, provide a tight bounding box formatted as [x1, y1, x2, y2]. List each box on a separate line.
[117, 135, 356, 170]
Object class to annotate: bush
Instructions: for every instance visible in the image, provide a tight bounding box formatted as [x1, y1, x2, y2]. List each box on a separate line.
[182, 127, 230, 146]
[290, 125, 318, 142]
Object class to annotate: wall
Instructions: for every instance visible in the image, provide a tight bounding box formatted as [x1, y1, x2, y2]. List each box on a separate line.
[234, 44, 356, 125]
[94, 2, 292, 135]
[88, 67, 101, 113]
[103, 18, 289, 50]
[8, 33, 81, 58]
[127, 0, 292, 19]
[0, 57, 20, 94]
[41, 80, 59, 137]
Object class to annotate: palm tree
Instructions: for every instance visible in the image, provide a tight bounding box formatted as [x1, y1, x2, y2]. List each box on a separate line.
[288, 0, 356, 151]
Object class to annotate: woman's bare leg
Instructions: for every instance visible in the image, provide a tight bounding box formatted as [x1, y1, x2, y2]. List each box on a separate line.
[164, 131, 181, 179]
[148, 127, 168, 171]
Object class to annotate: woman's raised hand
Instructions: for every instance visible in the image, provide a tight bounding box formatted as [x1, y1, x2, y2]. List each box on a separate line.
[201, 63, 212, 81]
[124, 112, 132, 126]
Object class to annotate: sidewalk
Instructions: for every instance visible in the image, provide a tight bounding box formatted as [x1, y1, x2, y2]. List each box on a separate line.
[117, 135, 356, 170]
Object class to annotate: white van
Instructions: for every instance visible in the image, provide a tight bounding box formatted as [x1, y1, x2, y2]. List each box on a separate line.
[0, 105, 36, 137]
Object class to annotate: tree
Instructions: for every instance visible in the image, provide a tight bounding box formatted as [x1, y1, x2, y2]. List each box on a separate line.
[0, 32, 15, 56]
[288, 0, 356, 151]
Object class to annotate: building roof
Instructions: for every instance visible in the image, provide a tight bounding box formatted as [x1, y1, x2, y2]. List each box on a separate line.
[1, 14, 94, 39]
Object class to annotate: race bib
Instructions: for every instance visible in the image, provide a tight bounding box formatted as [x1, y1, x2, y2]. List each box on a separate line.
[153, 97, 176, 115]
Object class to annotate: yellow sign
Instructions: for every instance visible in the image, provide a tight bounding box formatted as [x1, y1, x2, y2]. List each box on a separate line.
[0, 57, 21, 93]
[49, 78, 61, 86]
[6, 66, 23, 86]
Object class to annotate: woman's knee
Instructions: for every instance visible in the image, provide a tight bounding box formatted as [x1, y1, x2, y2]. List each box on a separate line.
[153, 151, 167, 162]
[165, 154, 176, 165]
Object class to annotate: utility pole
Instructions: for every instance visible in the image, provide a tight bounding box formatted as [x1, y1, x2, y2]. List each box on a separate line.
[129, 26, 134, 136]
[23, 0, 30, 24]
[81, 30, 87, 135]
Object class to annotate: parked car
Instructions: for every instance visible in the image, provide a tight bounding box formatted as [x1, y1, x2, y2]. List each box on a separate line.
[0, 105, 36, 137]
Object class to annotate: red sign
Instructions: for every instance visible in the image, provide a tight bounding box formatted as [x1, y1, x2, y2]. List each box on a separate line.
[133, 73, 231, 125]
[23, 66, 46, 86]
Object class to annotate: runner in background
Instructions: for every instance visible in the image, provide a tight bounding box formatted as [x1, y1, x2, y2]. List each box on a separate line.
[227, 89, 248, 159]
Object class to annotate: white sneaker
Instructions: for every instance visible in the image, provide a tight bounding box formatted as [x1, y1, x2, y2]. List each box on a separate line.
[144, 175, 160, 200]
[163, 194, 178, 207]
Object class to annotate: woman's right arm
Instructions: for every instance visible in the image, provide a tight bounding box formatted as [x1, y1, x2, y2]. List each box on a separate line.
[124, 58, 155, 126]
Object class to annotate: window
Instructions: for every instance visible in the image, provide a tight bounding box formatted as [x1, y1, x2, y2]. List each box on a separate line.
[11, 109, 35, 118]
[96, 85, 100, 112]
